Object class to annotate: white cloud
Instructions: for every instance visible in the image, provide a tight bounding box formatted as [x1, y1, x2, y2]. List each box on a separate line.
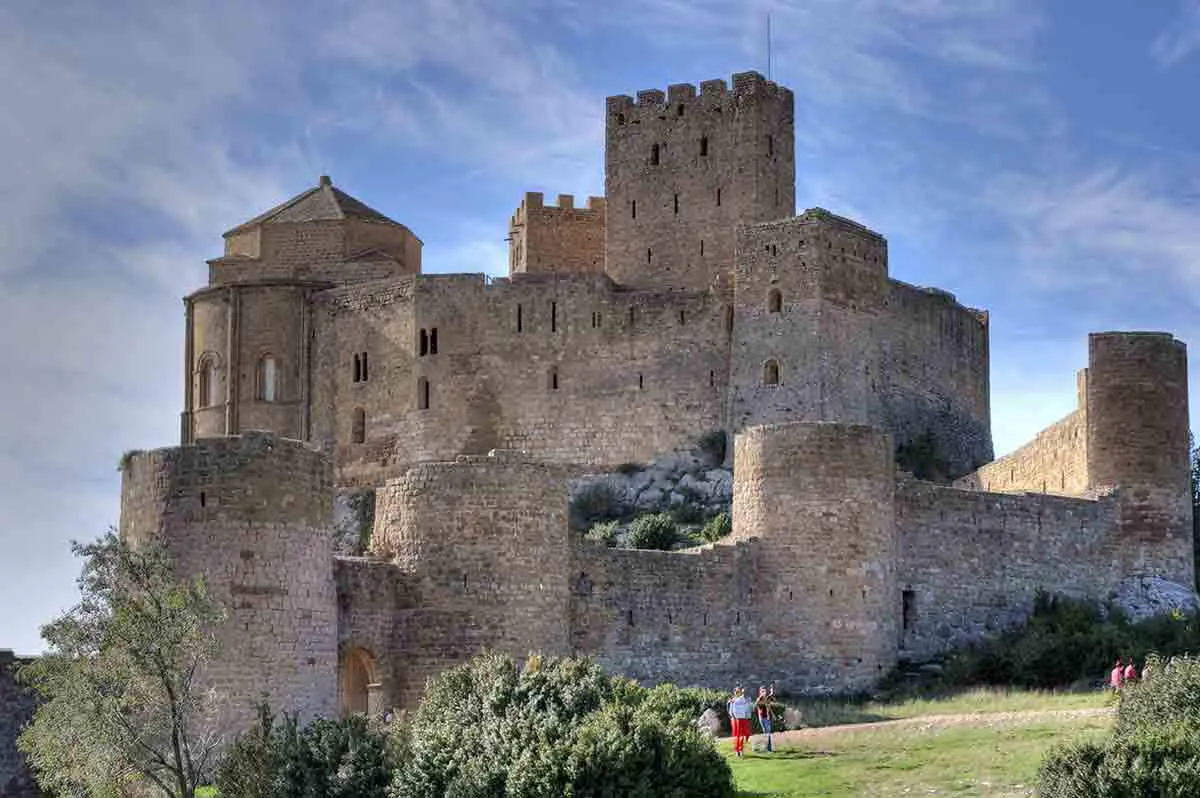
[1152, 0, 1200, 67]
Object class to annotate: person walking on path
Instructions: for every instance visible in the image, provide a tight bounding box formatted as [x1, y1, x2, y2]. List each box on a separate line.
[728, 687, 754, 758]
[1109, 659, 1124, 692]
[1123, 659, 1138, 684]
[755, 686, 775, 753]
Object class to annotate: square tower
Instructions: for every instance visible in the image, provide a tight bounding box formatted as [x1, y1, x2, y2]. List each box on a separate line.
[604, 71, 796, 292]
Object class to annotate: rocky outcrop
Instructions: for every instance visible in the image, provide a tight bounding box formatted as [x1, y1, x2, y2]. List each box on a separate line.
[1112, 576, 1200, 623]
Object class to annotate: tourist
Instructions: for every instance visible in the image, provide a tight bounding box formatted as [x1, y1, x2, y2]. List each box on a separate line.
[755, 685, 775, 753]
[1109, 659, 1124, 691]
[727, 686, 753, 758]
[1123, 659, 1138, 684]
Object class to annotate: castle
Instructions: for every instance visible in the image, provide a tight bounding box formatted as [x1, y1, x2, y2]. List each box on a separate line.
[110, 70, 1193, 735]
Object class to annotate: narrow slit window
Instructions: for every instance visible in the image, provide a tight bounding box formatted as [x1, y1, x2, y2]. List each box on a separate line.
[419, 329, 429, 357]
[902, 589, 916, 633]
[647, 248, 652, 264]
[709, 370, 715, 387]
[767, 134, 774, 156]
[700, 136, 708, 156]
[674, 193, 679, 214]
[768, 289, 782, 313]
[650, 143, 659, 165]
[716, 187, 722, 206]
[430, 328, 438, 355]
[549, 367, 559, 391]
[679, 310, 686, 325]
[638, 374, 644, 390]
[631, 199, 637, 219]
[700, 239, 704, 256]
[198, 357, 218, 408]
[352, 353, 361, 384]
[352, 408, 366, 443]
[629, 306, 636, 326]
[417, 378, 430, 410]
[361, 352, 368, 381]
[763, 359, 780, 386]
[551, 301, 557, 332]
[517, 303, 523, 332]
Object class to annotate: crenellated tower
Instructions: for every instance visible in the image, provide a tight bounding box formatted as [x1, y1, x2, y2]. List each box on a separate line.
[604, 71, 795, 292]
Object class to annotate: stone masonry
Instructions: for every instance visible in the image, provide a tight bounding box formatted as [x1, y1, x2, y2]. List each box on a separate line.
[0, 651, 38, 798]
[83, 69, 1199, 733]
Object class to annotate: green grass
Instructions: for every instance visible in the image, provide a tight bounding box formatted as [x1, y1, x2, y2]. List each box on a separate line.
[726, 702, 1112, 796]
[786, 686, 1110, 729]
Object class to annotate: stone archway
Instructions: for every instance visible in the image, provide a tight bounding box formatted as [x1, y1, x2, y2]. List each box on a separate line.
[339, 646, 378, 716]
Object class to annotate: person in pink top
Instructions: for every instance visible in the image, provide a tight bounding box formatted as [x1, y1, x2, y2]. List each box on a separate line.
[1109, 659, 1124, 691]
[1123, 660, 1138, 684]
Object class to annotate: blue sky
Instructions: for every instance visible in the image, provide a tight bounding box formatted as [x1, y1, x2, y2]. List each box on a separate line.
[3, 0, 1200, 654]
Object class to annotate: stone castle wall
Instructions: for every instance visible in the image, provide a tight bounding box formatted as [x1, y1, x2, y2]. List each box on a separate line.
[0, 651, 38, 798]
[119, 433, 339, 739]
[508, 192, 606, 276]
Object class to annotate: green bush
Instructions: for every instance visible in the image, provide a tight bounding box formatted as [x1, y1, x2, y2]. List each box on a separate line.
[569, 480, 628, 531]
[700, 512, 731, 543]
[628, 513, 679, 551]
[391, 652, 732, 798]
[214, 703, 393, 798]
[671, 502, 707, 525]
[585, 521, 620, 548]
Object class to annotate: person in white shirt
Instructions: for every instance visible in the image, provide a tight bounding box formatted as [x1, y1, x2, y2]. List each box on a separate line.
[727, 686, 754, 758]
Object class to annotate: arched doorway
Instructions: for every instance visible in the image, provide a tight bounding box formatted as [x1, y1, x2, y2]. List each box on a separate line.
[339, 647, 378, 716]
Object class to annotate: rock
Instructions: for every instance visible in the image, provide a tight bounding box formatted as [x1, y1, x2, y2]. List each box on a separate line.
[783, 707, 804, 730]
[678, 473, 704, 496]
[706, 469, 733, 500]
[1113, 576, 1200, 623]
[696, 708, 722, 738]
[668, 491, 687, 507]
[635, 487, 663, 511]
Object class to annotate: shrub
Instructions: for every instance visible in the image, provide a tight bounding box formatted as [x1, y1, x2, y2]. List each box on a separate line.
[628, 513, 679, 551]
[671, 501, 707, 526]
[569, 479, 628, 531]
[697, 430, 727, 466]
[700, 512, 731, 543]
[585, 521, 619, 548]
[214, 703, 393, 798]
[391, 652, 733, 798]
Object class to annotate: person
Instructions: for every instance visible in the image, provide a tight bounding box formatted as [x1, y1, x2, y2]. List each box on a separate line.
[727, 686, 753, 758]
[755, 685, 775, 753]
[1123, 659, 1138, 684]
[1109, 659, 1124, 692]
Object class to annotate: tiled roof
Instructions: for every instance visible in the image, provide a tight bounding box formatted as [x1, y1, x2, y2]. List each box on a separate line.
[224, 176, 397, 236]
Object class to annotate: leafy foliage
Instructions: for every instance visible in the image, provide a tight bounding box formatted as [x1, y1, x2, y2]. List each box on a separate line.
[922, 592, 1200, 690]
[628, 513, 679, 551]
[17, 531, 226, 798]
[584, 521, 619, 548]
[697, 430, 727, 467]
[569, 479, 628, 531]
[390, 652, 733, 798]
[213, 703, 393, 798]
[700, 512, 732, 543]
[1038, 656, 1200, 796]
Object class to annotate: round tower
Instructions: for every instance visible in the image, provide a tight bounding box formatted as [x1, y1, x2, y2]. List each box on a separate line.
[372, 451, 577, 708]
[732, 422, 898, 692]
[120, 432, 338, 736]
[1085, 332, 1193, 583]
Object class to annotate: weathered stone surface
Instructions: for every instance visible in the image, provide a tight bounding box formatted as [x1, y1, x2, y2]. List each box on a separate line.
[1113, 576, 1200, 623]
[696, 708, 722, 738]
[0, 651, 38, 798]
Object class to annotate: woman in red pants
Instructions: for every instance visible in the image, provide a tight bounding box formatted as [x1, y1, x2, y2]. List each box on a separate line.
[727, 686, 754, 758]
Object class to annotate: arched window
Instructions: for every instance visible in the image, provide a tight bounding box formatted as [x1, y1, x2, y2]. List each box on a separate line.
[763, 359, 780, 386]
[256, 355, 279, 402]
[352, 408, 366, 443]
[197, 355, 219, 408]
[417, 378, 430, 410]
[767, 289, 782, 313]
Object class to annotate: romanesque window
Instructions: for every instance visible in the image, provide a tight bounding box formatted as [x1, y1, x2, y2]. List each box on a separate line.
[768, 289, 782, 313]
[700, 136, 708, 157]
[352, 408, 366, 443]
[417, 377, 430, 410]
[197, 355, 219, 408]
[549, 367, 559, 391]
[763, 359, 780, 386]
[902, 589, 916, 633]
[256, 355, 279, 402]
[650, 143, 660, 166]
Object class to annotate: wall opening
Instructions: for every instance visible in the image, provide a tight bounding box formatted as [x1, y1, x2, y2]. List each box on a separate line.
[339, 647, 378, 717]
[256, 355, 279, 402]
[902, 589, 916, 633]
[417, 378, 430, 410]
[517, 303, 523, 332]
[650, 143, 659, 165]
[353, 353, 361, 384]
[767, 289, 782, 313]
[638, 374, 644, 390]
[430, 328, 439, 355]
[763, 359, 780, 386]
[549, 367, 559, 391]
[678, 310, 686, 325]
[198, 355, 218, 408]
[199, 491, 206, 508]
[709, 370, 715, 387]
[551, 301, 557, 332]
[352, 408, 366, 443]
[646, 248, 652, 264]
[716, 187, 722, 206]
[631, 199, 636, 219]
[700, 239, 705, 256]
[725, 306, 734, 333]
[767, 134, 774, 156]
[674, 193, 679, 214]
[700, 136, 708, 156]
[629, 306, 636, 326]
[419, 329, 429, 356]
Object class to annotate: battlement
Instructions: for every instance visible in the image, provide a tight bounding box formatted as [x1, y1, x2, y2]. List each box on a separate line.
[510, 192, 606, 227]
[605, 70, 789, 121]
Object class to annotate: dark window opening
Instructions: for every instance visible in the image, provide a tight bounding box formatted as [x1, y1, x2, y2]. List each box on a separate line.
[709, 370, 715, 387]
[677, 104, 684, 116]
[647, 248, 652, 264]
[352, 408, 366, 443]
[768, 289, 782, 313]
[517, 303, 523, 332]
[352, 354, 361, 383]
[549, 367, 559, 391]
[617, 113, 625, 125]
[700, 239, 705, 256]
[627, 609, 634, 625]
[629, 306, 636, 326]
[725, 306, 734, 333]
[419, 329, 429, 356]
[775, 185, 780, 206]
[771, 244, 777, 256]
[679, 310, 686, 325]
[700, 136, 708, 156]
[767, 134, 774, 156]
[650, 143, 659, 165]
[551, 301, 557, 332]
[430, 328, 438, 355]
[763, 359, 780, 386]
[716, 187, 722, 206]
[631, 199, 636, 219]
[902, 589, 916, 632]
[417, 378, 430, 410]
[674, 193, 679, 214]
[638, 374, 644, 390]
[361, 352, 368, 381]
[199, 491, 206, 508]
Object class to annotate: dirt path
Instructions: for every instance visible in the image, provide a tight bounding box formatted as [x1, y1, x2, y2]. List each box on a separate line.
[745, 707, 1113, 744]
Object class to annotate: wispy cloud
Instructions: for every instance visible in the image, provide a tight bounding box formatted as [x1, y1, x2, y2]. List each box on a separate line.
[1152, 0, 1200, 67]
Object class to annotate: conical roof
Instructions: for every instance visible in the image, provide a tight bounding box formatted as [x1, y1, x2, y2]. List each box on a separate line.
[223, 176, 397, 236]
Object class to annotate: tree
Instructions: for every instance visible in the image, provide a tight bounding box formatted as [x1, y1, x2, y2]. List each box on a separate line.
[17, 530, 226, 798]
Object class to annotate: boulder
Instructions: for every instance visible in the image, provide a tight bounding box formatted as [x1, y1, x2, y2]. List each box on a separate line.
[696, 708, 722, 738]
[635, 487, 664, 511]
[783, 707, 804, 730]
[1113, 576, 1200, 623]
